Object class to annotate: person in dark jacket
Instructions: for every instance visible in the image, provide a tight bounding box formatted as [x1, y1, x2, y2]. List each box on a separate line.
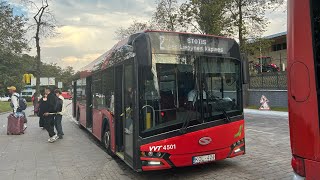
[43, 87, 58, 143]
[54, 89, 64, 139]
[38, 91, 48, 129]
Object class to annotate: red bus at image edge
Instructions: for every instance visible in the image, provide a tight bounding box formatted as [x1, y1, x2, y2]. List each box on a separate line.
[72, 30, 247, 171]
[288, 0, 320, 179]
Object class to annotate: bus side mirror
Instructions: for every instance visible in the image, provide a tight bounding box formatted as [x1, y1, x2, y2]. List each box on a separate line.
[241, 53, 249, 84]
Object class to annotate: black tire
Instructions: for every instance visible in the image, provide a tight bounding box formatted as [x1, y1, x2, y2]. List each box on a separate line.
[102, 125, 114, 156]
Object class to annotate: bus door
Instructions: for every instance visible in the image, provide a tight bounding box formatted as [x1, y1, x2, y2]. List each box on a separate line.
[123, 61, 135, 163]
[114, 65, 124, 155]
[114, 60, 135, 164]
[86, 76, 93, 132]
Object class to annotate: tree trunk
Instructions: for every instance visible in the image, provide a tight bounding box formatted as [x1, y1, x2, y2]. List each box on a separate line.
[238, 0, 244, 51]
[34, 24, 41, 104]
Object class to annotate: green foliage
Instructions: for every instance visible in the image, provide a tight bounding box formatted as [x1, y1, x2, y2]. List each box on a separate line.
[179, 0, 231, 35]
[0, 2, 30, 96]
[152, 0, 180, 31]
[180, 0, 284, 52]
[245, 38, 274, 56]
[223, 0, 284, 51]
[39, 63, 76, 91]
[0, 2, 29, 54]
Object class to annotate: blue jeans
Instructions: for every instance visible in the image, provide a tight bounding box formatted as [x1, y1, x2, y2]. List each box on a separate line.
[54, 115, 64, 137]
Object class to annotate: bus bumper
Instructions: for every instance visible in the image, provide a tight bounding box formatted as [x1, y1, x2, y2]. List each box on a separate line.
[141, 143, 245, 171]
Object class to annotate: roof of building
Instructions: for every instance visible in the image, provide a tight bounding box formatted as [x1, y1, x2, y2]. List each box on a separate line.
[264, 32, 287, 39]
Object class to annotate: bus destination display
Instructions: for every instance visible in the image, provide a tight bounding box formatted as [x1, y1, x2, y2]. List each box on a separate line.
[150, 32, 229, 54]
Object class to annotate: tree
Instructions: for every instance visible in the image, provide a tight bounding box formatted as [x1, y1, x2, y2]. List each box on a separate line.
[59, 66, 75, 91]
[23, 0, 56, 101]
[179, 0, 231, 35]
[0, 2, 29, 95]
[225, 0, 284, 51]
[152, 0, 180, 31]
[115, 20, 150, 40]
[178, 0, 284, 52]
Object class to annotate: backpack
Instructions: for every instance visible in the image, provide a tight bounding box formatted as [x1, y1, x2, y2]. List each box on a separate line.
[14, 95, 27, 111]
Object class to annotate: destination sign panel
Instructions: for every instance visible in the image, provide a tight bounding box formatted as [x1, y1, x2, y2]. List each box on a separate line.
[149, 32, 230, 54]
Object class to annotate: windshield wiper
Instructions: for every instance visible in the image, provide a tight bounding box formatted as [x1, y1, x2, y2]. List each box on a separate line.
[218, 108, 232, 123]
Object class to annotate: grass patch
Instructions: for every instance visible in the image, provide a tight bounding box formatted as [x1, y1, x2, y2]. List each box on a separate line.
[246, 105, 288, 112]
[0, 102, 33, 113]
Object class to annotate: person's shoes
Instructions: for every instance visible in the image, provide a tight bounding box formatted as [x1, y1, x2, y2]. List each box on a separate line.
[48, 135, 58, 143]
[58, 135, 63, 139]
[23, 124, 27, 131]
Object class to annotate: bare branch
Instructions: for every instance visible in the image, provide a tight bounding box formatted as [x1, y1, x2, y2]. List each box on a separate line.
[21, 0, 39, 11]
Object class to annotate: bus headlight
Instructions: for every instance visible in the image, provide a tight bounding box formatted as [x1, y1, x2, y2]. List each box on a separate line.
[141, 160, 164, 166]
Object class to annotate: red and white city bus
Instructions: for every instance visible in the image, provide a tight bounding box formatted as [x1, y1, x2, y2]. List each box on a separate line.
[72, 31, 246, 171]
[287, 0, 320, 179]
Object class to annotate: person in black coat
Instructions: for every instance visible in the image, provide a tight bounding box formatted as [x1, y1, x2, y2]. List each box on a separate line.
[38, 92, 48, 129]
[43, 87, 58, 143]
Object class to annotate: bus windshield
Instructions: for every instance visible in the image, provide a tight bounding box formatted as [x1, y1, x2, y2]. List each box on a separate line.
[139, 54, 242, 137]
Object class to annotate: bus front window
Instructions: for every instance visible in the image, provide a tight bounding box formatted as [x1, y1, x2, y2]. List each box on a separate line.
[139, 54, 242, 136]
[200, 57, 242, 120]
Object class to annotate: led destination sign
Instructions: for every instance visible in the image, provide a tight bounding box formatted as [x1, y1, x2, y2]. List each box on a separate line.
[149, 32, 229, 54]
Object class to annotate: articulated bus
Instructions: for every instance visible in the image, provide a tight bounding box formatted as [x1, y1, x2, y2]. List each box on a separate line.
[72, 31, 246, 171]
[288, 0, 320, 179]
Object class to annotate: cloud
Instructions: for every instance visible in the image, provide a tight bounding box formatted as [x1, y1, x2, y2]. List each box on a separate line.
[264, 2, 287, 36]
[60, 53, 101, 69]
[6, 0, 287, 71]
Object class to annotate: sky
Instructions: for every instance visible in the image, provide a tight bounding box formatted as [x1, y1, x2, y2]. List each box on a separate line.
[7, 0, 287, 71]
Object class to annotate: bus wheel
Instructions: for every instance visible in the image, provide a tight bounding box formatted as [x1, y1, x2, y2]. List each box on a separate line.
[103, 126, 113, 156]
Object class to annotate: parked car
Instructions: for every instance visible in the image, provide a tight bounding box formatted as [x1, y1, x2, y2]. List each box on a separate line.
[0, 96, 11, 102]
[61, 92, 72, 100]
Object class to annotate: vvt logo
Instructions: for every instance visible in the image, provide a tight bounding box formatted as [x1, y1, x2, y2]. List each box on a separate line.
[199, 137, 212, 146]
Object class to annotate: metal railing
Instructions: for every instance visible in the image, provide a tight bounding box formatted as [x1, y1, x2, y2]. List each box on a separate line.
[249, 72, 287, 90]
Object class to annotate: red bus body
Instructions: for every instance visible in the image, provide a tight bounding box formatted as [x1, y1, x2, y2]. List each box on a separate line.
[73, 31, 246, 171]
[288, 0, 320, 179]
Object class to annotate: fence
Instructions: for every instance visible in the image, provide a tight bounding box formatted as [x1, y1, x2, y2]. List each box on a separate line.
[249, 72, 287, 90]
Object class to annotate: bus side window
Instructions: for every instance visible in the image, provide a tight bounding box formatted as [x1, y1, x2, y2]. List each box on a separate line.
[102, 67, 114, 113]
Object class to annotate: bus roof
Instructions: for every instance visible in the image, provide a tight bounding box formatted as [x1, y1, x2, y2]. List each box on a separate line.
[78, 31, 237, 78]
[79, 37, 130, 77]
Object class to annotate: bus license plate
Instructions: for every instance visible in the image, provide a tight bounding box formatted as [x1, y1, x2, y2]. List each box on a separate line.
[192, 154, 215, 164]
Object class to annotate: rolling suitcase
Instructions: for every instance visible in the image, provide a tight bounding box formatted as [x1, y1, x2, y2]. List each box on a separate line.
[7, 114, 25, 135]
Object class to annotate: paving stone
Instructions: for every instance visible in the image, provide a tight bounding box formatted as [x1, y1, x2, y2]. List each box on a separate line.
[0, 103, 294, 180]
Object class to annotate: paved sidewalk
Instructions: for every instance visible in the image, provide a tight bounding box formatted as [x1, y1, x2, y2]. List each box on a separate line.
[0, 107, 117, 180]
